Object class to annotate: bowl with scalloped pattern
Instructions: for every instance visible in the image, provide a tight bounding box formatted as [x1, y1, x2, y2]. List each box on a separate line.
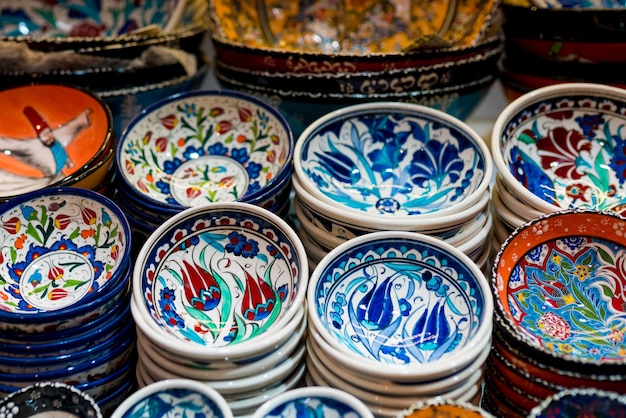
[492, 82, 626, 214]
[307, 230, 493, 382]
[293, 102, 492, 227]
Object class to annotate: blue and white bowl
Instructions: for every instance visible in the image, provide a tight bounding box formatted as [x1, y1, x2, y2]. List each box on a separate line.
[293, 101, 492, 225]
[307, 230, 493, 382]
[111, 379, 233, 418]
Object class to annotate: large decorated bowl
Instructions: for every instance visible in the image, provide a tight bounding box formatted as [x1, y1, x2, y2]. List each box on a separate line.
[293, 102, 492, 223]
[307, 230, 493, 382]
[0, 84, 113, 199]
[131, 202, 308, 362]
[0, 187, 131, 332]
[493, 209, 626, 374]
[529, 388, 626, 418]
[116, 89, 293, 209]
[492, 82, 626, 214]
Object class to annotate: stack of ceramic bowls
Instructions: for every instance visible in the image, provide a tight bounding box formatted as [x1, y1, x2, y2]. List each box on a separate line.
[486, 210, 626, 417]
[112, 379, 234, 418]
[306, 231, 493, 418]
[499, 0, 626, 101]
[0, 187, 135, 415]
[113, 89, 295, 249]
[529, 388, 626, 417]
[0, 84, 115, 201]
[292, 102, 493, 275]
[209, 0, 503, 137]
[131, 202, 308, 417]
[0, 0, 211, 138]
[490, 82, 626, 256]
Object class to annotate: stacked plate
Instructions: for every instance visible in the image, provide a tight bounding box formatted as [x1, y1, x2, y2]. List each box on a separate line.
[0, 84, 116, 202]
[292, 102, 493, 275]
[485, 210, 626, 417]
[305, 231, 493, 418]
[490, 82, 626, 255]
[0, 187, 135, 415]
[113, 89, 295, 251]
[131, 202, 309, 417]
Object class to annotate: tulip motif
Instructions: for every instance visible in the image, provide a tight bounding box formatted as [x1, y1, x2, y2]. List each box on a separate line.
[180, 260, 221, 311]
[241, 271, 276, 321]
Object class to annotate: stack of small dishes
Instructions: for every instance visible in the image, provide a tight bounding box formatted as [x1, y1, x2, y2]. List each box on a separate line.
[131, 202, 308, 417]
[113, 89, 295, 250]
[252, 387, 374, 418]
[499, 0, 626, 101]
[0, 382, 103, 418]
[490, 82, 626, 256]
[0, 187, 135, 415]
[306, 231, 493, 418]
[0, 0, 212, 138]
[0, 84, 115, 201]
[292, 102, 493, 274]
[486, 210, 626, 417]
[112, 379, 234, 418]
[209, 0, 503, 137]
[529, 388, 626, 418]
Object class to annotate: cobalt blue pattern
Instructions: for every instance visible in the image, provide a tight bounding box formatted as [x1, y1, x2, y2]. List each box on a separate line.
[120, 388, 226, 418]
[262, 396, 364, 418]
[313, 236, 487, 365]
[298, 106, 488, 216]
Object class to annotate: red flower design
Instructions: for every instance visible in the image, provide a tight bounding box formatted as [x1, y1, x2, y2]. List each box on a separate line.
[536, 127, 592, 180]
[216, 121, 233, 135]
[161, 114, 178, 130]
[155, 137, 168, 152]
[181, 260, 221, 311]
[209, 107, 224, 117]
[80, 207, 97, 225]
[3, 217, 21, 234]
[54, 214, 71, 230]
[48, 288, 68, 300]
[238, 107, 252, 122]
[241, 271, 276, 321]
[565, 183, 590, 202]
[538, 312, 571, 340]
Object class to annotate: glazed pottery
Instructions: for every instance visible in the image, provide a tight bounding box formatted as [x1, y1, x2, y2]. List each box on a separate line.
[529, 388, 626, 417]
[493, 209, 626, 375]
[397, 398, 494, 418]
[492, 82, 626, 214]
[307, 230, 493, 382]
[131, 202, 307, 362]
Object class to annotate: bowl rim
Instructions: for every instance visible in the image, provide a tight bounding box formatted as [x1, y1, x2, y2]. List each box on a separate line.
[306, 230, 494, 382]
[492, 208, 626, 369]
[491, 82, 626, 213]
[131, 201, 308, 361]
[293, 101, 493, 223]
[250, 385, 374, 418]
[110, 378, 233, 418]
[0, 187, 132, 322]
[116, 88, 294, 209]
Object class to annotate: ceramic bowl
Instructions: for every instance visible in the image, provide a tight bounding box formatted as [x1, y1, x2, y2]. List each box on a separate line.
[307, 230, 493, 382]
[397, 398, 494, 418]
[251, 386, 374, 418]
[493, 209, 626, 374]
[293, 101, 492, 223]
[492, 82, 626, 214]
[116, 89, 293, 209]
[0, 187, 131, 332]
[0, 84, 113, 199]
[0, 382, 102, 418]
[529, 388, 626, 418]
[131, 202, 308, 362]
[210, 0, 499, 54]
[111, 379, 233, 418]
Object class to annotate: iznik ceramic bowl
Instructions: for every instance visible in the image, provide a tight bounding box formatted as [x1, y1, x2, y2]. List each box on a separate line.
[131, 202, 307, 361]
[493, 209, 626, 372]
[492, 82, 626, 214]
[0, 84, 114, 199]
[307, 230, 493, 382]
[111, 379, 233, 418]
[0, 382, 102, 418]
[529, 388, 626, 418]
[0, 187, 131, 331]
[395, 396, 494, 418]
[116, 89, 293, 209]
[251, 386, 374, 418]
[0, 0, 185, 38]
[293, 102, 492, 221]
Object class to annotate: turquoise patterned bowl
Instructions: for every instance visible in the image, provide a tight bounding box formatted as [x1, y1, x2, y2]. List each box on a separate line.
[111, 378, 233, 418]
[492, 82, 626, 215]
[293, 102, 492, 227]
[131, 202, 308, 362]
[251, 386, 374, 418]
[307, 230, 493, 382]
[493, 209, 626, 374]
